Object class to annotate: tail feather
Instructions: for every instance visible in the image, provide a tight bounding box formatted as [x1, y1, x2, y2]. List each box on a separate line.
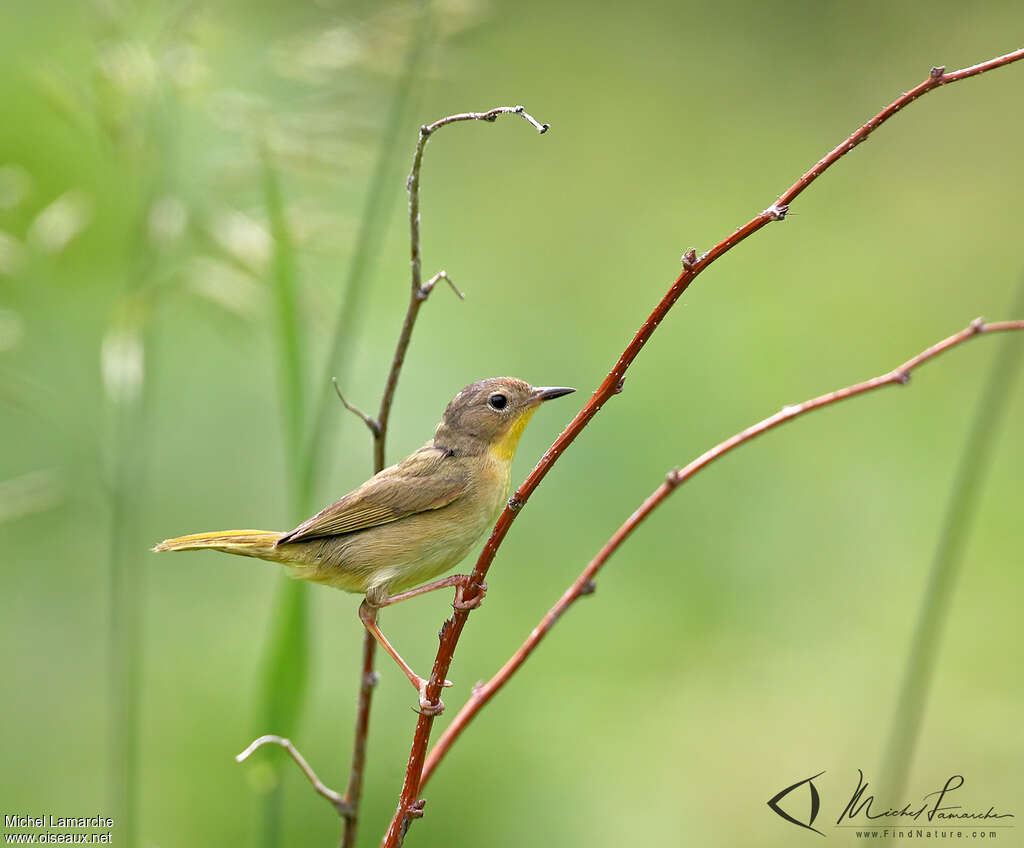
[153, 529, 283, 560]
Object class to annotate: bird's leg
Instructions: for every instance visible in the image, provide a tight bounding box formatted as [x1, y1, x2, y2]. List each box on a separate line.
[358, 577, 487, 714]
[378, 574, 488, 611]
[358, 599, 452, 715]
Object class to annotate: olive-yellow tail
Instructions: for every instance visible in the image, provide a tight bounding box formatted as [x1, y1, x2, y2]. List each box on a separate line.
[153, 529, 283, 560]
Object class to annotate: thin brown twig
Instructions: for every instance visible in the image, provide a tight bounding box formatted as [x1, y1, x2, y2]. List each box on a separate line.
[336, 106, 549, 472]
[382, 47, 1024, 846]
[373, 105, 548, 473]
[340, 635, 379, 847]
[237, 735, 352, 817]
[419, 270, 464, 301]
[332, 378, 381, 437]
[419, 318, 1024, 786]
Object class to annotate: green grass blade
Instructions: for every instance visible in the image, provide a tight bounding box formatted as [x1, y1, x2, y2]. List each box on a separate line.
[107, 391, 148, 848]
[880, 280, 1024, 804]
[262, 143, 306, 481]
[255, 147, 311, 847]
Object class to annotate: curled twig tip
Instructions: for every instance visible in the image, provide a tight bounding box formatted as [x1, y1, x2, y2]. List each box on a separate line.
[236, 735, 350, 815]
[513, 105, 551, 134]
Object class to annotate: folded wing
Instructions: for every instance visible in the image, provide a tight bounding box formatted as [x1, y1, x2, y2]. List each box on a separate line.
[277, 446, 466, 545]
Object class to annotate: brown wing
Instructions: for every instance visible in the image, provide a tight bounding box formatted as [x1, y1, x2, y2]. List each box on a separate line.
[277, 446, 466, 545]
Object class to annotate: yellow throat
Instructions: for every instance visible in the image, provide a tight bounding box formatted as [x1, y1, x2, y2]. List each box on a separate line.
[488, 405, 540, 462]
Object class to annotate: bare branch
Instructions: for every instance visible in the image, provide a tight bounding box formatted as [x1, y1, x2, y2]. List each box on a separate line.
[375, 104, 549, 472]
[418, 105, 549, 139]
[341, 630, 379, 844]
[417, 318, 1024, 787]
[331, 378, 381, 437]
[236, 735, 351, 817]
[382, 47, 1024, 846]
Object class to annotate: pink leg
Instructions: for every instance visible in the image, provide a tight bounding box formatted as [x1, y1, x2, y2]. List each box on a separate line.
[378, 574, 487, 610]
[358, 601, 452, 715]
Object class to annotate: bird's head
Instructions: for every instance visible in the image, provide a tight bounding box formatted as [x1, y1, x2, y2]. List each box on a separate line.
[435, 377, 575, 460]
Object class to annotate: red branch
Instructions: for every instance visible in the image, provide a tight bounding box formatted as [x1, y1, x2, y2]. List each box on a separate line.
[419, 318, 1024, 785]
[382, 46, 1024, 847]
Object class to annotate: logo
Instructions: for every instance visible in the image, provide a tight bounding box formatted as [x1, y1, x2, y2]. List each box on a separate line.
[767, 771, 1014, 838]
[767, 771, 825, 836]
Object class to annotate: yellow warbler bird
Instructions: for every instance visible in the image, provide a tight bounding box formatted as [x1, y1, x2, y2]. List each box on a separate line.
[154, 377, 574, 712]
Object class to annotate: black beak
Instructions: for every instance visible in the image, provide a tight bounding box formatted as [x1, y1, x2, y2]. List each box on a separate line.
[532, 386, 576, 402]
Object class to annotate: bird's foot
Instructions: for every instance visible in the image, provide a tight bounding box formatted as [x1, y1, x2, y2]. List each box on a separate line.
[453, 578, 487, 610]
[414, 676, 452, 716]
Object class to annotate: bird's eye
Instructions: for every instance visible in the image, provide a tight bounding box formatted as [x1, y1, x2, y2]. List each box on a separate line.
[488, 393, 508, 410]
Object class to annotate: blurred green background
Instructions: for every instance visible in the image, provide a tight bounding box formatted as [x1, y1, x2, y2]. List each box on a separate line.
[2, 0, 1022, 845]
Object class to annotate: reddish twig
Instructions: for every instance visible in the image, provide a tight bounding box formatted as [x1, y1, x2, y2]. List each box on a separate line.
[419, 318, 1024, 786]
[382, 47, 1024, 846]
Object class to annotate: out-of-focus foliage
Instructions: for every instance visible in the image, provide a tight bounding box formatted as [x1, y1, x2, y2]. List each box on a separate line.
[1, 0, 1022, 845]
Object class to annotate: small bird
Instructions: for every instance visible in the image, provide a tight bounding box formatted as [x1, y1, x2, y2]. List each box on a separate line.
[154, 377, 574, 713]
